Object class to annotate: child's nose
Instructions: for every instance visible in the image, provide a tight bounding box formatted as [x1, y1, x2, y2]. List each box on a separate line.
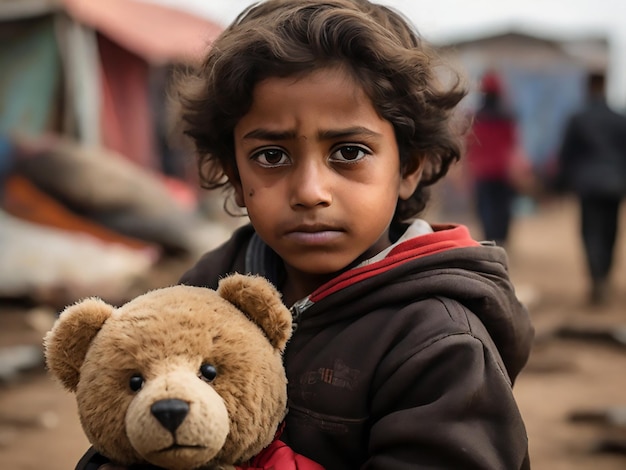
[289, 160, 332, 209]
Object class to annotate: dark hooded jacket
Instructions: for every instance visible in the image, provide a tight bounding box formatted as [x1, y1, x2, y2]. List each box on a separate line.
[179, 221, 534, 470]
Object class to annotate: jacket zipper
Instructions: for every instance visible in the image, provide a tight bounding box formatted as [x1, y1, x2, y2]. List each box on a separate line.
[289, 296, 313, 332]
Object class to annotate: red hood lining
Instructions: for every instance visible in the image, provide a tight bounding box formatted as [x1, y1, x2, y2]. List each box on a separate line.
[310, 225, 479, 303]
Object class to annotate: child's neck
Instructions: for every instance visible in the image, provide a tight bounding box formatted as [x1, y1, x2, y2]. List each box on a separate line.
[281, 267, 336, 307]
[279, 231, 395, 306]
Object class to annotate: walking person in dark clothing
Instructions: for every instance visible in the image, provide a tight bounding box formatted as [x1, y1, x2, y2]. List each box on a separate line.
[86, 1, 534, 469]
[556, 72, 626, 305]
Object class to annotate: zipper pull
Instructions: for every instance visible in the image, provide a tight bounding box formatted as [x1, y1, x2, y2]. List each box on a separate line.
[289, 297, 313, 332]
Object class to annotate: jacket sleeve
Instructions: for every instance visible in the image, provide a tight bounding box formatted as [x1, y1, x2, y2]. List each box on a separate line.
[74, 447, 108, 470]
[365, 330, 530, 469]
[179, 224, 252, 288]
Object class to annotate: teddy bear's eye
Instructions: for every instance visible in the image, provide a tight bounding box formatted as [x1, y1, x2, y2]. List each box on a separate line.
[129, 374, 144, 392]
[199, 363, 217, 382]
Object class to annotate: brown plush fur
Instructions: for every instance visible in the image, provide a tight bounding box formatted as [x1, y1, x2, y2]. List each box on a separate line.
[44, 274, 292, 470]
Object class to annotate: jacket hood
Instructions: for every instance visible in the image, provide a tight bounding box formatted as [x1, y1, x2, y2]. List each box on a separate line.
[180, 222, 533, 383]
[301, 224, 533, 383]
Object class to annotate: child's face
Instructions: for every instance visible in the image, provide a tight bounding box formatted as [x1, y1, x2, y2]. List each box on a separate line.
[232, 67, 421, 277]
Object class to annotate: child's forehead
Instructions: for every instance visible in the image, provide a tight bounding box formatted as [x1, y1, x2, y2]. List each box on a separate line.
[251, 66, 372, 108]
[256, 66, 359, 91]
[240, 67, 382, 127]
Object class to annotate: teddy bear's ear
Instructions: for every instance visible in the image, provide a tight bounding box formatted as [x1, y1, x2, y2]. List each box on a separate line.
[217, 274, 292, 352]
[44, 298, 114, 392]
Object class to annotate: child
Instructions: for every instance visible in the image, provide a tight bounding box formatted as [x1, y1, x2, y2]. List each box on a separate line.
[95, 0, 533, 468]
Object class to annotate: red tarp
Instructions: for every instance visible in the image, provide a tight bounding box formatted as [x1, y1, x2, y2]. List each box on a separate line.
[62, 0, 223, 65]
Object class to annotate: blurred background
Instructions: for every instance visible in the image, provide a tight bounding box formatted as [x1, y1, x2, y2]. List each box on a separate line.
[1, 1, 625, 469]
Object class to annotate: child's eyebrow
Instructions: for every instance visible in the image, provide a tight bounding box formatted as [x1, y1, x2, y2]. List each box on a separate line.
[318, 127, 381, 140]
[242, 126, 381, 142]
[242, 129, 298, 141]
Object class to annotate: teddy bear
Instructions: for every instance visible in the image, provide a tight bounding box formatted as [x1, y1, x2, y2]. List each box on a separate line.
[44, 273, 323, 470]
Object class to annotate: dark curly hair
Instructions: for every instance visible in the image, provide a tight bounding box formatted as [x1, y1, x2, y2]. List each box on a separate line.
[176, 0, 468, 222]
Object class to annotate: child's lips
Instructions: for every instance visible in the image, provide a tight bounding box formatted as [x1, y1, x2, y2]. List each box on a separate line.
[284, 224, 344, 244]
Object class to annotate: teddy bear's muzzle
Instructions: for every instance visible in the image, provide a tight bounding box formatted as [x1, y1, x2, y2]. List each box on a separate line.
[124, 371, 231, 469]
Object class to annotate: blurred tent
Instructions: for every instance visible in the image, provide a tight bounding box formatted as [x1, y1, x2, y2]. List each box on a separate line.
[0, 0, 221, 167]
[438, 28, 609, 176]
[0, 0, 230, 306]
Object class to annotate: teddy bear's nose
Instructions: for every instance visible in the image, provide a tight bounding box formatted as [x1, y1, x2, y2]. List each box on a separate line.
[151, 398, 190, 433]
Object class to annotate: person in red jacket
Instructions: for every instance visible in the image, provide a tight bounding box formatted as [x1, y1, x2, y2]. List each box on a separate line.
[465, 71, 525, 247]
[90, 1, 534, 469]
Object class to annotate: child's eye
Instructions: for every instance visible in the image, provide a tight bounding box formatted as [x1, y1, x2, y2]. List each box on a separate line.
[329, 145, 370, 163]
[252, 148, 290, 167]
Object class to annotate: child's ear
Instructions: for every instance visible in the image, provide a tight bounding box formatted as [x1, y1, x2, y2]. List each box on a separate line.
[223, 163, 246, 207]
[398, 161, 423, 200]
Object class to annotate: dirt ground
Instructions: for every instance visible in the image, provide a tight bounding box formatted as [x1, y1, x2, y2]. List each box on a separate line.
[1, 196, 625, 470]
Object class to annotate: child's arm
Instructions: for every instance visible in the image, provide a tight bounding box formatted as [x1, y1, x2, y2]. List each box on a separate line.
[366, 308, 529, 468]
[74, 447, 119, 470]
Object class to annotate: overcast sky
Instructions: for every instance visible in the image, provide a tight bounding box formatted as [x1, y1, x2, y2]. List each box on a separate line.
[146, 0, 626, 104]
[147, 0, 619, 37]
